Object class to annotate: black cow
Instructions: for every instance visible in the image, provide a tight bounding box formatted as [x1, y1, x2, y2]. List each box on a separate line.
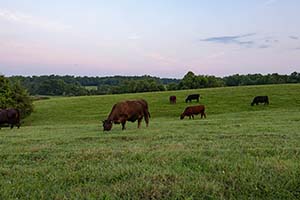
[251, 96, 269, 106]
[185, 94, 200, 103]
[0, 108, 21, 129]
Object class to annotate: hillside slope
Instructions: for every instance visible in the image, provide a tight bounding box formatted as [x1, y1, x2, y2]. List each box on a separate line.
[1, 84, 300, 199]
[27, 84, 300, 126]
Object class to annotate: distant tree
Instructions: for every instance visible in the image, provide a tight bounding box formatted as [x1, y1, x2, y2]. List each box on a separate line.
[166, 83, 179, 91]
[10, 81, 34, 118]
[0, 76, 13, 109]
[224, 74, 242, 86]
[178, 71, 223, 89]
[206, 76, 224, 87]
[0, 76, 33, 118]
[289, 72, 300, 83]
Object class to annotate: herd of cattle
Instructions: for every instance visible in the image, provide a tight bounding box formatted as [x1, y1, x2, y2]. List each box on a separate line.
[101, 94, 269, 131]
[0, 94, 269, 131]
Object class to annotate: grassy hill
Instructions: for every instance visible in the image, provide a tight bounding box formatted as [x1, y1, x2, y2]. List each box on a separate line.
[0, 84, 300, 199]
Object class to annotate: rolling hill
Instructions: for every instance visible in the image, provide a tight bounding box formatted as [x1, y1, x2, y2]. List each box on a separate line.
[0, 84, 300, 199]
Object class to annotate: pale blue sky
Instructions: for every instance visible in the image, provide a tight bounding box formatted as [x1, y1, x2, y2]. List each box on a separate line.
[0, 0, 299, 78]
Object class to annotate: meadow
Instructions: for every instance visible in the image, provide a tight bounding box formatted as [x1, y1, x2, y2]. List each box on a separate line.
[0, 84, 300, 199]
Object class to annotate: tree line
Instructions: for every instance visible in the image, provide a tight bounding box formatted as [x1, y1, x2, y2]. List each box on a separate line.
[8, 75, 178, 96]
[7, 71, 300, 96]
[169, 71, 300, 90]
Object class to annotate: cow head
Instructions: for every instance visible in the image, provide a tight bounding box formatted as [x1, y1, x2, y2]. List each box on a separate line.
[180, 114, 185, 120]
[102, 120, 113, 131]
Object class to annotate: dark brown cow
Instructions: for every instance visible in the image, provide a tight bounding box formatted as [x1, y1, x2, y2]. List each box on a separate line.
[103, 99, 150, 131]
[180, 105, 206, 120]
[169, 96, 176, 104]
[0, 108, 21, 129]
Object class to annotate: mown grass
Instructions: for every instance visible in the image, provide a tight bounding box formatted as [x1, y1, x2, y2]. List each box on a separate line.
[0, 84, 300, 199]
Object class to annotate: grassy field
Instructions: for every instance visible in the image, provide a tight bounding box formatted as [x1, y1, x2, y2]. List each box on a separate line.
[0, 84, 300, 199]
[84, 86, 98, 91]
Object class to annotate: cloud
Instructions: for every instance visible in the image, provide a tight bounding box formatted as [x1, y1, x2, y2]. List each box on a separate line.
[258, 45, 271, 49]
[289, 36, 299, 40]
[264, 37, 279, 43]
[201, 33, 282, 50]
[0, 8, 71, 31]
[201, 33, 256, 47]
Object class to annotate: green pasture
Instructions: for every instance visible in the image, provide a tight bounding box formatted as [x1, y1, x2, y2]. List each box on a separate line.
[84, 86, 98, 91]
[0, 84, 300, 199]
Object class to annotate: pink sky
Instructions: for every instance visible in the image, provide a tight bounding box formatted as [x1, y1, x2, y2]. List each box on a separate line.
[0, 1, 299, 78]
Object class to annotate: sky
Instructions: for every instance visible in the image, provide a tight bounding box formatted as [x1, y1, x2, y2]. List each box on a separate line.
[0, 0, 299, 78]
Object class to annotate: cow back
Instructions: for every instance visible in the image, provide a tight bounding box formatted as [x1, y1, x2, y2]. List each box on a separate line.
[184, 105, 205, 114]
[108, 100, 144, 122]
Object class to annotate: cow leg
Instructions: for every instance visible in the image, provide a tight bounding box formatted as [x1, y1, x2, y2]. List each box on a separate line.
[138, 118, 142, 128]
[192, 115, 194, 119]
[144, 115, 149, 127]
[121, 121, 126, 130]
[10, 124, 14, 129]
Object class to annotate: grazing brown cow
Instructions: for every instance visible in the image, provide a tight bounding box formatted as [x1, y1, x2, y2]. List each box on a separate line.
[103, 99, 150, 131]
[0, 108, 21, 129]
[169, 96, 176, 104]
[180, 105, 206, 120]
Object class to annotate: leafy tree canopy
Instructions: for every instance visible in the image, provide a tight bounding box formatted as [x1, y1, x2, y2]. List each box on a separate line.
[0, 76, 33, 118]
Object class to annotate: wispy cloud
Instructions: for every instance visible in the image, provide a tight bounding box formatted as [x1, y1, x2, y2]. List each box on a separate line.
[201, 33, 282, 49]
[261, 36, 279, 44]
[258, 45, 271, 49]
[201, 33, 256, 47]
[0, 8, 71, 31]
[289, 36, 299, 40]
